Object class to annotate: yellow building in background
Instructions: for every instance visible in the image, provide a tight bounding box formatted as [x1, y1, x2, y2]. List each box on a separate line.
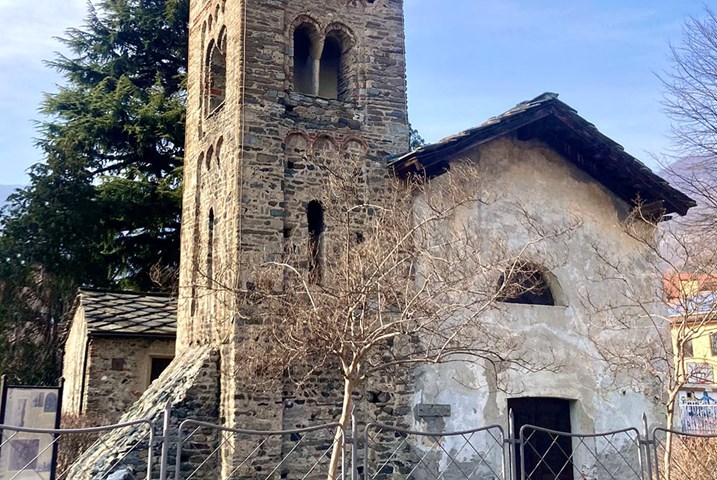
[667, 275, 717, 403]
[667, 275, 717, 433]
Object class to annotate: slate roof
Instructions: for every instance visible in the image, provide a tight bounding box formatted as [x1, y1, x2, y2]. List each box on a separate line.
[76, 289, 177, 338]
[390, 92, 696, 217]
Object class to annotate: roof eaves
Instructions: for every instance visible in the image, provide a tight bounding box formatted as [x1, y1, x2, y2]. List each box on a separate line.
[389, 93, 696, 217]
[78, 287, 172, 299]
[391, 101, 558, 176]
[549, 107, 696, 216]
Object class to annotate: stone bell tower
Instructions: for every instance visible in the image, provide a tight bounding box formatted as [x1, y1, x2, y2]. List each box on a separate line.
[177, 0, 410, 350]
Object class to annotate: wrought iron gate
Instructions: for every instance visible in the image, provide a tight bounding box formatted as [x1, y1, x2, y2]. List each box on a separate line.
[518, 425, 643, 480]
[363, 423, 506, 479]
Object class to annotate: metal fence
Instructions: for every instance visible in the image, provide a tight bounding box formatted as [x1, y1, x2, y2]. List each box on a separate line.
[363, 423, 506, 480]
[652, 427, 717, 480]
[2, 409, 717, 480]
[174, 419, 344, 480]
[0, 418, 154, 480]
[518, 425, 643, 480]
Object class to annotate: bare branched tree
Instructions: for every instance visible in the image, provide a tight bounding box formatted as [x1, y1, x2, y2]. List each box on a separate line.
[193, 152, 581, 478]
[650, 9, 717, 475]
[660, 7, 717, 163]
[659, 7, 717, 233]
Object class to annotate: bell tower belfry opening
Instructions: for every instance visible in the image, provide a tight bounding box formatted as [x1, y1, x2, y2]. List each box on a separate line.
[177, 0, 410, 403]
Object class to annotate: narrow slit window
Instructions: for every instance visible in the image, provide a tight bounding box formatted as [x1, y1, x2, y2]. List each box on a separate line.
[207, 209, 215, 285]
[190, 286, 197, 317]
[307, 200, 324, 282]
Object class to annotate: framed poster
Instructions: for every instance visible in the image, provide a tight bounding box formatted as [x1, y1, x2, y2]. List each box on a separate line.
[0, 381, 62, 480]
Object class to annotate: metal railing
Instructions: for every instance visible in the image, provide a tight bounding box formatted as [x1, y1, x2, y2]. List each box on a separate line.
[3, 407, 717, 480]
[363, 423, 506, 480]
[652, 427, 717, 480]
[0, 418, 155, 479]
[174, 419, 345, 480]
[518, 425, 643, 480]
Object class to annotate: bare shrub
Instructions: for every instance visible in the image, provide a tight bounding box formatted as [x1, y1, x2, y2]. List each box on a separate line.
[56, 412, 107, 474]
[659, 436, 717, 480]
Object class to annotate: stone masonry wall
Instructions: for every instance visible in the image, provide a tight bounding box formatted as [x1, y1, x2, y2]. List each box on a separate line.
[67, 345, 220, 480]
[176, 2, 411, 474]
[83, 337, 175, 423]
[174, 0, 412, 476]
[220, 344, 415, 480]
[177, 0, 409, 349]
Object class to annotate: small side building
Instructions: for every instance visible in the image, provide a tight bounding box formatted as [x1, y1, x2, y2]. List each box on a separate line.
[61, 289, 176, 423]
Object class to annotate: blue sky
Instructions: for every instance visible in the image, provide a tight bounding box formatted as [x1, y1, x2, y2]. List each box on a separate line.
[404, 0, 706, 164]
[0, 0, 708, 185]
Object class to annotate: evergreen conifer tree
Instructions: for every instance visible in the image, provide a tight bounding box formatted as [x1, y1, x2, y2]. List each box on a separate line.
[0, 0, 189, 383]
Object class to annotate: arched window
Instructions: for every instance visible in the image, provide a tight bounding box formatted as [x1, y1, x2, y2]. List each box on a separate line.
[294, 25, 318, 95]
[215, 137, 223, 169]
[292, 21, 354, 100]
[307, 200, 324, 282]
[207, 209, 215, 285]
[497, 262, 556, 306]
[319, 35, 342, 99]
[320, 27, 354, 101]
[206, 37, 226, 113]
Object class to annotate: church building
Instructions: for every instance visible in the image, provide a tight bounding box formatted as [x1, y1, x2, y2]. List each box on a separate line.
[65, 0, 695, 478]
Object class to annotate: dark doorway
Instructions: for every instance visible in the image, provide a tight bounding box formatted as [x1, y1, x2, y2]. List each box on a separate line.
[509, 397, 573, 480]
[150, 357, 173, 383]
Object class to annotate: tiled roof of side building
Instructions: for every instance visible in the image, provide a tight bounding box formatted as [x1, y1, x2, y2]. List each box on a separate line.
[75, 288, 177, 338]
[390, 92, 696, 218]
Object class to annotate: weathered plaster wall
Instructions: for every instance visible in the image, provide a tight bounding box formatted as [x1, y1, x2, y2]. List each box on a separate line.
[83, 337, 175, 422]
[410, 135, 667, 475]
[62, 306, 89, 417]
